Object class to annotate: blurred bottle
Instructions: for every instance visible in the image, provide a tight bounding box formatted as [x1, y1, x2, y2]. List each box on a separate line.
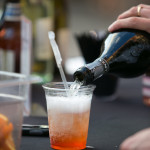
[0, 0, 32, 116]
[0, 0, 21, 72]
[0, 0, 31, 74]
[21, 0, 54, 82]
[142, 68, 150, 106]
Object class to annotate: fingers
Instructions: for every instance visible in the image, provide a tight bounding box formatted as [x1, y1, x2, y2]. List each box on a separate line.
[120, 128, 150, 150]
[108, 17, 150, 33]
[119, 132, 145, 150]
[118, 5, 150, 19]
[119, 135, 138, 150]
[108, 4, 150, 33]
[117, 6, 138, 19]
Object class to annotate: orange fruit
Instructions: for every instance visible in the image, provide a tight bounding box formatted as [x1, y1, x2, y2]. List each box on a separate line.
[0, 114, 16, 150]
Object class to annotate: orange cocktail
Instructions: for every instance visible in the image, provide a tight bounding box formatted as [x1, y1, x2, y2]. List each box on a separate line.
[43, 82, 95, 150]
[48, 110, 90, 149]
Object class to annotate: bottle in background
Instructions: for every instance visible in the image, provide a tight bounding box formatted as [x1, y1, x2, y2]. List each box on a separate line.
[142, 68, 150, 106]
[0, 0, 32, 75]
[0, 0, 32, 116]
[21, 0, 54, 83]
[0, 0, 21, 72]
[74, 29, 150, 86]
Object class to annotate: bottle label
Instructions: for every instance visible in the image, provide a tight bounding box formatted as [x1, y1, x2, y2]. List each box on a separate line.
[98, 58, 109, 72]
[5, 3, 21, 21]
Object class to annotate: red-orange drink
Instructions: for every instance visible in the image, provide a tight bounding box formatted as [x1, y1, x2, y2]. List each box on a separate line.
[43, 82, 95, 150]
[48, 110, 90, 149]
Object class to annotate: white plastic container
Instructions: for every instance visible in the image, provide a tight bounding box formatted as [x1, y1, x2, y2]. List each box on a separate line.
[0, 71, 41, 150]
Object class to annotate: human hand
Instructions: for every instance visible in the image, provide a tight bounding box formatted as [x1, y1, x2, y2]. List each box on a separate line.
[108, 4, 150, 33]
[120, 128, 150, 150]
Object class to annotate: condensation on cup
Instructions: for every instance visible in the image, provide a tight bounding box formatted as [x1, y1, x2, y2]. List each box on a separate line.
[43, 82, 95, 150]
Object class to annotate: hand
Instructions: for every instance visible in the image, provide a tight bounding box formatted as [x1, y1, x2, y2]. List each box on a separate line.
[120, 128, 150, 150]
[108, 4, 150, 33]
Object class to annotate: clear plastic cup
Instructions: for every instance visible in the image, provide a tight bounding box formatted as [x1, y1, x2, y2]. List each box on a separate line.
[43, 82, 95, 150]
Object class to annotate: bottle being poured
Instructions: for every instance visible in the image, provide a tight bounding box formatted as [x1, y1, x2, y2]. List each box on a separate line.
[73, 29, 150, 86]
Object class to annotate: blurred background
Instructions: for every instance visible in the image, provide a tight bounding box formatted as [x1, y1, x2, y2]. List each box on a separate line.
[21, 0, 150, 79]
[0, 0, 150, 116]
[66, 0, 150, 62]
[1, 0, 150, 81]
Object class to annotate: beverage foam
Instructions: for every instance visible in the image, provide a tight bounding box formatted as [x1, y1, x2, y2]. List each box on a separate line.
[46, 95, 92, 113]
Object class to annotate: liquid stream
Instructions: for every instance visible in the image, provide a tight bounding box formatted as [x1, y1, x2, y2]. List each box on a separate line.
[69, 80, 82, 96]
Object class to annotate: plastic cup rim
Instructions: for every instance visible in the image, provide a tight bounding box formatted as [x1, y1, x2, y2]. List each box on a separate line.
[42, 82, 96, 92]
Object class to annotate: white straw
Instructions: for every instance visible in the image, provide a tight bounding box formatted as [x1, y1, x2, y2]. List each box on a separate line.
[48, 31, 69, 93]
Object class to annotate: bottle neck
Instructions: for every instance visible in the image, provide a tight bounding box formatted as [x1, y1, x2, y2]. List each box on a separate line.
[86, 58, 109, 80]
[5, 2, 21, 21]
[74, 58, 109, 85]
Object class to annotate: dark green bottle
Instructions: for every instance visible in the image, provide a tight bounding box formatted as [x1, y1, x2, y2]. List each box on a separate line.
[73, 29, 150, 85]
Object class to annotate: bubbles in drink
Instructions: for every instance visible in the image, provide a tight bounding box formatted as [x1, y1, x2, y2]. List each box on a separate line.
[49, 110, 90, 149]
[46, 94, 92, 149]
[46, 95, 92, 113]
